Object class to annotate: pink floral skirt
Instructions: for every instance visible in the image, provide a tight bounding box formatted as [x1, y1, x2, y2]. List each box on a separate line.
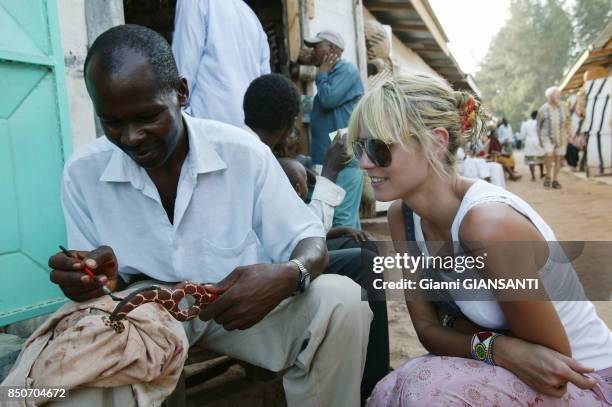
[367, 355, 609, 406]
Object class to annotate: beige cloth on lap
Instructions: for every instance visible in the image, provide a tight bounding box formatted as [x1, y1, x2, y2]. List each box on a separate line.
[1, 290, 188, 407]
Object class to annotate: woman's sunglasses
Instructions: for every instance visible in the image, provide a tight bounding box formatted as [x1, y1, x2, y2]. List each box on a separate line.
[352, 139, 393, 167]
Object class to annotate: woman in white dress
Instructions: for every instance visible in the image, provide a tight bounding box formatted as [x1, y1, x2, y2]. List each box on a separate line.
[521, 110, 546, 181]
[349, 73, 612, 406]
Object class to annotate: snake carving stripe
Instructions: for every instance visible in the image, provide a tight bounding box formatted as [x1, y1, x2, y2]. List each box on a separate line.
[103, 282, 218, 333]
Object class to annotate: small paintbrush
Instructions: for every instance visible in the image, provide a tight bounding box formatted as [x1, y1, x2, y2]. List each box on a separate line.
[59, 245, 122, 301]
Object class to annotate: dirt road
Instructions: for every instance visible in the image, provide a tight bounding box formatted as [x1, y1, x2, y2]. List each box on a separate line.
[363, 161, 612, 367]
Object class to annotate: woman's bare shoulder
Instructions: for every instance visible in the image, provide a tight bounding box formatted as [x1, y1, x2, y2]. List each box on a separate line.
[459, 202, 542, 242]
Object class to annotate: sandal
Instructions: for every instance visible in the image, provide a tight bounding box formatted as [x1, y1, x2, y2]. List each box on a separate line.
[552, 180, 562, 189]
[543, 177, 551, 188]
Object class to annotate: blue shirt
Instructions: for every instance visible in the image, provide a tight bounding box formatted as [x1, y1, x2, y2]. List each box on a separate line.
[310, 59, 364, 165]
[61, 113, 324, 284]
[310, 59, 364, 229]
[172, 0, 270, 128]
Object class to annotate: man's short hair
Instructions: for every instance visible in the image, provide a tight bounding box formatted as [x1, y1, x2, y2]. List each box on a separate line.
[84, 24, 180, 94]
[244, 74, 300, 132]
[531, 110, 538, 120]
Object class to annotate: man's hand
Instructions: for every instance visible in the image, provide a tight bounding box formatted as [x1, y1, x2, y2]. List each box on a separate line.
[319, 51, 340, 73]
[321, 131, 350, 182]
[49, 246, 120, 302]
[326, 226, 371, 243]
[199, 262, 299, 331]
[494, 336, 597, 398]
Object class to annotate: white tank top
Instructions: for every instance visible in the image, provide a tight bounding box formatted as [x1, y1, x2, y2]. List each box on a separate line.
[413, 179, 612, 369]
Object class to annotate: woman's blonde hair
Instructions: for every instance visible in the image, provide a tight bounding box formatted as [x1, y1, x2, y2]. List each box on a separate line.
[348, 72, 475, 177]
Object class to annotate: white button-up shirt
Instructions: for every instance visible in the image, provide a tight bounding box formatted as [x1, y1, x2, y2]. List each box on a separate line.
[61, 113, 325, 284]
[172, 0, 270, 128]
[308, 177, 346, 233]
[497, 124, 514, 145]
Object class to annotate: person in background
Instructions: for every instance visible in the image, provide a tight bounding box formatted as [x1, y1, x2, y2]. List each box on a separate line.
[456, 143, 507, 189]
[275, 126, 321, 186]
[278, 156, 390, 402]
[278, 140, 371, 244]
[522, 110, 546, 181]
[243, 73, 299, 149]
[566, 94, 586, 172]
[172, 0, 270, 128]
[244, 73, 390, 401]
[538, 86, 570, 189]
[279, 155, 358, 240]
[486, 124, 522, 181]
[305, 30, 365, 230]
[514, 128, 525, 150]
[497, 117, 514, 149]
[244, 73, 373, 249]
[243, 73, 349, 187]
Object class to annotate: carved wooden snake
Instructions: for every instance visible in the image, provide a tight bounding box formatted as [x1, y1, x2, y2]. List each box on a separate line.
[103, 282, 218, 333]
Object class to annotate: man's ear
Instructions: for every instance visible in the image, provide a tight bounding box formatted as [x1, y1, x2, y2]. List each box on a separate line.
[176, 78, 189, 107]
[431, 127, 450, 160]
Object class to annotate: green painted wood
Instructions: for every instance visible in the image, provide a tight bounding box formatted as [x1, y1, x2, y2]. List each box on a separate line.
[0, 0, 72, 326]
[0, 50, 55, 67]
[0, 0, 51, 55]
[0, 5, 45, 58]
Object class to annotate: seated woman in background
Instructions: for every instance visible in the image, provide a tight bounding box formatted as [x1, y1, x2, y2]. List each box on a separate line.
[456, 138, 506, 189]
[485, 123, 522, 181]
[349, 73, 612, 406]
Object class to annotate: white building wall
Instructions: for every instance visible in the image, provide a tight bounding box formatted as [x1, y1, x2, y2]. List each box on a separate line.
[57, 0, 124, 150]
[57, 0, 97, 150]
[308, 0, 358, 66]
[391, 35, 439, 76]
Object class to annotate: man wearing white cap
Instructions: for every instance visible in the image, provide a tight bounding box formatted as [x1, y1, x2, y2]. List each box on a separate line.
[305, 30, 365, 231]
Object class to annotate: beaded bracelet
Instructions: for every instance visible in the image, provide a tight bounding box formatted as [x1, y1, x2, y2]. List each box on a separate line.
[470, 331, 503, 366]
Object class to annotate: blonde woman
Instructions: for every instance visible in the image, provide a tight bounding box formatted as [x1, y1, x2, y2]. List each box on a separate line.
[348, 73, 612, 406]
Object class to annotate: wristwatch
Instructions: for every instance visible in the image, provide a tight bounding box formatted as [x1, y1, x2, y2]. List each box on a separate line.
[289, 258, 311, 294]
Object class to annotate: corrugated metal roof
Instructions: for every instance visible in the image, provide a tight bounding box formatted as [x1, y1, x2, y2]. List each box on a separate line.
[561, 21, 612, 94]
[364, 0, 472, 90]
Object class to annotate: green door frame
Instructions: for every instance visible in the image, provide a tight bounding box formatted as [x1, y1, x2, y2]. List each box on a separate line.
[0, 0, 73, 326]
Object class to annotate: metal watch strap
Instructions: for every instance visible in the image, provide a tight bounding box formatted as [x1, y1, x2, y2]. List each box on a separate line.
[289, 258, 309, 294]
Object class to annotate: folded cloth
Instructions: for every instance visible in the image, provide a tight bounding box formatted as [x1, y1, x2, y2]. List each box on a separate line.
[1, 289, 189, 406]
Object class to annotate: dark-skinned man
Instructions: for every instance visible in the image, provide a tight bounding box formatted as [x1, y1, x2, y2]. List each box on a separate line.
[305, 31, 365, 231]
[47, 25, 371, 407]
